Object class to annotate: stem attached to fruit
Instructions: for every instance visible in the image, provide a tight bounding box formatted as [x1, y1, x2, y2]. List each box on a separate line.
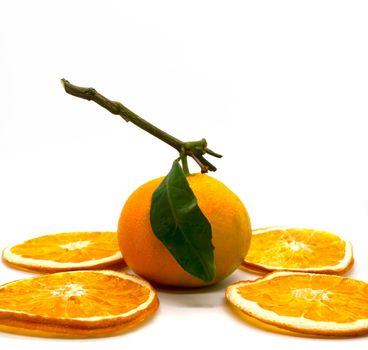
[61, 79, 222, 173]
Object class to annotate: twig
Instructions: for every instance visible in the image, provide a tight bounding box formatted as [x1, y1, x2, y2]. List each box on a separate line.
[61, 79, 222, 173]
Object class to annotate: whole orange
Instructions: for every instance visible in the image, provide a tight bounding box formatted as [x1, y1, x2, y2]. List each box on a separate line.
[118, 174, 251, 287]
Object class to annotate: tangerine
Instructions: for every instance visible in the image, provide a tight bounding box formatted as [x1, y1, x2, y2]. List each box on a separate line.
[118, 173, 251, 287]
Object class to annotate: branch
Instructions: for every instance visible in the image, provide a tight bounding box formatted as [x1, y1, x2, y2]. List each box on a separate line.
[61, 79, 222, 173]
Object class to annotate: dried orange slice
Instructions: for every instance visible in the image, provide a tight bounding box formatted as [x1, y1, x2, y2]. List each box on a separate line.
[2, 232, 125, 272]
[242, 227, 353, 274]
[226, 271, 368, 337]
[0, 270, 159, 337]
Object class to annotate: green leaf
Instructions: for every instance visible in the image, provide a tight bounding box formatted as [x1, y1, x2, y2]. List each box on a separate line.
[150, 160, 215, 283]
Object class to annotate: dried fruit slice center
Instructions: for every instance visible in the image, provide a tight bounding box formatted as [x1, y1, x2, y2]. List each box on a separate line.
[0, 270, 159, 337]
[226, 271, 368, 336]
[59, 240, 91, 251]
[51, 283, 86, 298]
[291, 288, 331, 302]
[243, 227, 353, 273]
[2, 232, 124, 272]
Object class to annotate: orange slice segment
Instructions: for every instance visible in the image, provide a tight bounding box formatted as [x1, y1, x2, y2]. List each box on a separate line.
[242, 227, 353, 274]
[226, 271, 368, 337]
[2, 232, 125, 272]
[0, 270, 159, 337]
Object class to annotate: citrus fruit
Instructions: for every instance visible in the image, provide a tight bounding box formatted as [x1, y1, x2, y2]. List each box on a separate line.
[0, 270, 159, 337]
[118, 173, 251, 287]
[226, 271, 368, 337]
[2, 231, 125, 272]
[242, 227, 353, 274]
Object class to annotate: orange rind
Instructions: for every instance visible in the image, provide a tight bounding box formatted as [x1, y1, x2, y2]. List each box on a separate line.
[118, 174, 251, 287]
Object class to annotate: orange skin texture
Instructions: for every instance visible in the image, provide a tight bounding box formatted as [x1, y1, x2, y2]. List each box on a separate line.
[118, 174, 252, 287]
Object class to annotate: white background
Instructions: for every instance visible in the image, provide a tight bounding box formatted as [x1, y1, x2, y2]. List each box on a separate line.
[1, 0, 368, 348]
